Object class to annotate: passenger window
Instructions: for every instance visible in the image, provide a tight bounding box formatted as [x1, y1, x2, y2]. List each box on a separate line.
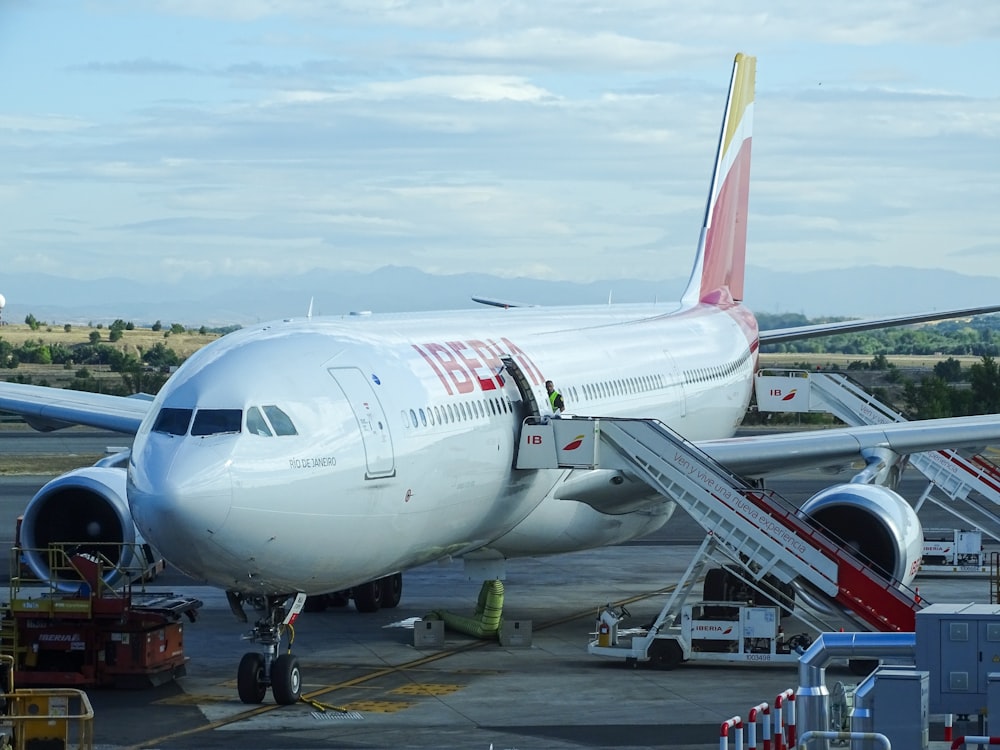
[246, 407, 273, 437]
[434, 406, 442, 424]
[152, 407, 192, 436]
[426, 407, 435, 426]
[263, 405, 298, 436]
[410, 409, 418, 428]
[192, 409, 242, 436]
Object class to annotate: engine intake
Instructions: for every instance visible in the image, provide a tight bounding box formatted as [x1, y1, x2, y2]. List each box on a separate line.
[19, 466, 143, 592]
[794, 482, 923, 615]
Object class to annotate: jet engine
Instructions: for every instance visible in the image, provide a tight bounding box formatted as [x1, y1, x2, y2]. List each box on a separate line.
[18, 464, 153, 592]
[795, 482, 923, 611]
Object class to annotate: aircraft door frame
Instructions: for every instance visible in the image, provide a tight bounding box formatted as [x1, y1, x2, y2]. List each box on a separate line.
[328, 367, 396, 479]
[663, 349, 687, 417]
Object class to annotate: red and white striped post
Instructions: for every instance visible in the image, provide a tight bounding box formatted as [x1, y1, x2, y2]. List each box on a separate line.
[950, 737, 1000, 749]
[746, 702, 770, 750]
[773, 689, 794, 750]
[720, 715, 743, 750]
[944, 714, 954, 743]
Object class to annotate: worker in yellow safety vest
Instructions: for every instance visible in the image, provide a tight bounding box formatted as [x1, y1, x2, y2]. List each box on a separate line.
[545, 380, 565, 413]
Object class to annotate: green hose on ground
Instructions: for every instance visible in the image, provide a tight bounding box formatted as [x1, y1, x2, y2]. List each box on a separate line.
[423, 580, 504, 639]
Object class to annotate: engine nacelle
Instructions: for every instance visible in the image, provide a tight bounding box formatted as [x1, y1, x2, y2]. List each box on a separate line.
[796, 483, 923, 604]
[19, 466, 150, 592]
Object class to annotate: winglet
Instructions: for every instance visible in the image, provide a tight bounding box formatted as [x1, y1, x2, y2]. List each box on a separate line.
[681, 53, 756, 308]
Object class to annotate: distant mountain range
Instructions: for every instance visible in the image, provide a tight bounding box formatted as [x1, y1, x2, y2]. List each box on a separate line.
[0, 265, 997, 328]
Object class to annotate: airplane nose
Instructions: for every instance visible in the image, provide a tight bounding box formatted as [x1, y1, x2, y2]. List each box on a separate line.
[127, 438, 234, 562]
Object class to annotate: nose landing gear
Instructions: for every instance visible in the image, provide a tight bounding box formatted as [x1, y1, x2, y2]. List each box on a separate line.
[230, 591, 307, 705]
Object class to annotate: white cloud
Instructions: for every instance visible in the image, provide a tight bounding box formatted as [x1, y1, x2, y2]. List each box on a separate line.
[3, 1, 1000, 294]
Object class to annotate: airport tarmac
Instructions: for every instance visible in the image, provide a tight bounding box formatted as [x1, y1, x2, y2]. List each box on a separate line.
[27, 545, 992, 750]
[1, 431, 999, 747]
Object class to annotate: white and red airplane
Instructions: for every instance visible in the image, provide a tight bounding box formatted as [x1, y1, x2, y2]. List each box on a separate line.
[2, 53, 1000, 704]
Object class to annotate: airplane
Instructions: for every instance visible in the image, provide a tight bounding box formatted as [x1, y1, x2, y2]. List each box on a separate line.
[3, 52, 1000, 705]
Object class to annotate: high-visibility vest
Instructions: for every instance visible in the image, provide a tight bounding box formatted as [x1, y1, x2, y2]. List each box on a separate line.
[549, 390, 562, 410]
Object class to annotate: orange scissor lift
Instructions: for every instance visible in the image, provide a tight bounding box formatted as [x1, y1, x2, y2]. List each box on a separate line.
[1, 542, 201, 690]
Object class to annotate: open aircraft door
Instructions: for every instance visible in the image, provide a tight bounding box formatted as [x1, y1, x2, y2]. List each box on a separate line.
[329, 367, 396, 479]
[499, 356, 542, 419]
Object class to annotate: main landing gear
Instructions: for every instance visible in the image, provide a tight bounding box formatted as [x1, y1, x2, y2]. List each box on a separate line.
[302, 572, 403, 613]
[227, 591, 307, 705]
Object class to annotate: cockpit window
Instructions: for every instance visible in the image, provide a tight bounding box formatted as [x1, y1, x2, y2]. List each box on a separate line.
[263, 405, 297, 436]
[191, 409, 243, 436]
[246, 406, 273, 437]
[152, 408, 193, 436]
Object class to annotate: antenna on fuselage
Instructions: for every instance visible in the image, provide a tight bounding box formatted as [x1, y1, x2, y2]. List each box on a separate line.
[307, 297, 314, 320]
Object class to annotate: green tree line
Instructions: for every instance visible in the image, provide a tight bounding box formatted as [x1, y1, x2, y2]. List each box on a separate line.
[759, 313, 1000, 357]
[1, 317, 240, 397]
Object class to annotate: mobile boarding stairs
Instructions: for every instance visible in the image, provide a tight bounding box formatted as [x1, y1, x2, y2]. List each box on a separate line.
[516, 414, 924, 667]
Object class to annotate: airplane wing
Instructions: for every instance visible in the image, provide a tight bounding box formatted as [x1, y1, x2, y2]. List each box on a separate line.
[0, 382, 149, 434]
[759, 304, 1000, 345]
[471, 296, 537, 309]
[698, 414, 1000, 478]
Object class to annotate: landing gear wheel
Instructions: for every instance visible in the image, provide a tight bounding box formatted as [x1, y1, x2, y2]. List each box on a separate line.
[380, 573, 403, 609]
[271, 654, 302, 705]
[647, 638, 683, 670]
[353, 580, 384, 612]
[237, 652, 267, 704]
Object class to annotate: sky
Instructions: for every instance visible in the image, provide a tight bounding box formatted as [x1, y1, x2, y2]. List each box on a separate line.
[3, 1, 1000, 292]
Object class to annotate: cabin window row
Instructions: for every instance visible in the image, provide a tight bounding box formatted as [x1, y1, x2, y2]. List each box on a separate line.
[573, 373, 666, 403]
[683, 350, 751, 385]
[402, 395, 513, 430]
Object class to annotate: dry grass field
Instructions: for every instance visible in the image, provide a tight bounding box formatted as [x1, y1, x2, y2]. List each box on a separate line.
[0, 322, 220, 359]
[0, 322, 224, 392]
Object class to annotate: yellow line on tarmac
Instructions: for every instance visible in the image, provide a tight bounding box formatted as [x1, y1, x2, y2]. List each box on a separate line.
[124, 583, 678, 749]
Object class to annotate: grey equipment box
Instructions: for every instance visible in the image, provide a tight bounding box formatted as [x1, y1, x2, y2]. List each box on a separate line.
[414, 619, 445, 649]
[851, 667, 928, 750]
[499, 620, 533, 647]
[915, 602, 1000, 714]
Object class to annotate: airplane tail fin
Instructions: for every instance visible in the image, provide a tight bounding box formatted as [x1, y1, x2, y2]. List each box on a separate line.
[681, 53, 756, 308]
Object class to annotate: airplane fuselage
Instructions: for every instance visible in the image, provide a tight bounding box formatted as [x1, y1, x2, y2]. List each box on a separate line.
[126, 301, 758, 595]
